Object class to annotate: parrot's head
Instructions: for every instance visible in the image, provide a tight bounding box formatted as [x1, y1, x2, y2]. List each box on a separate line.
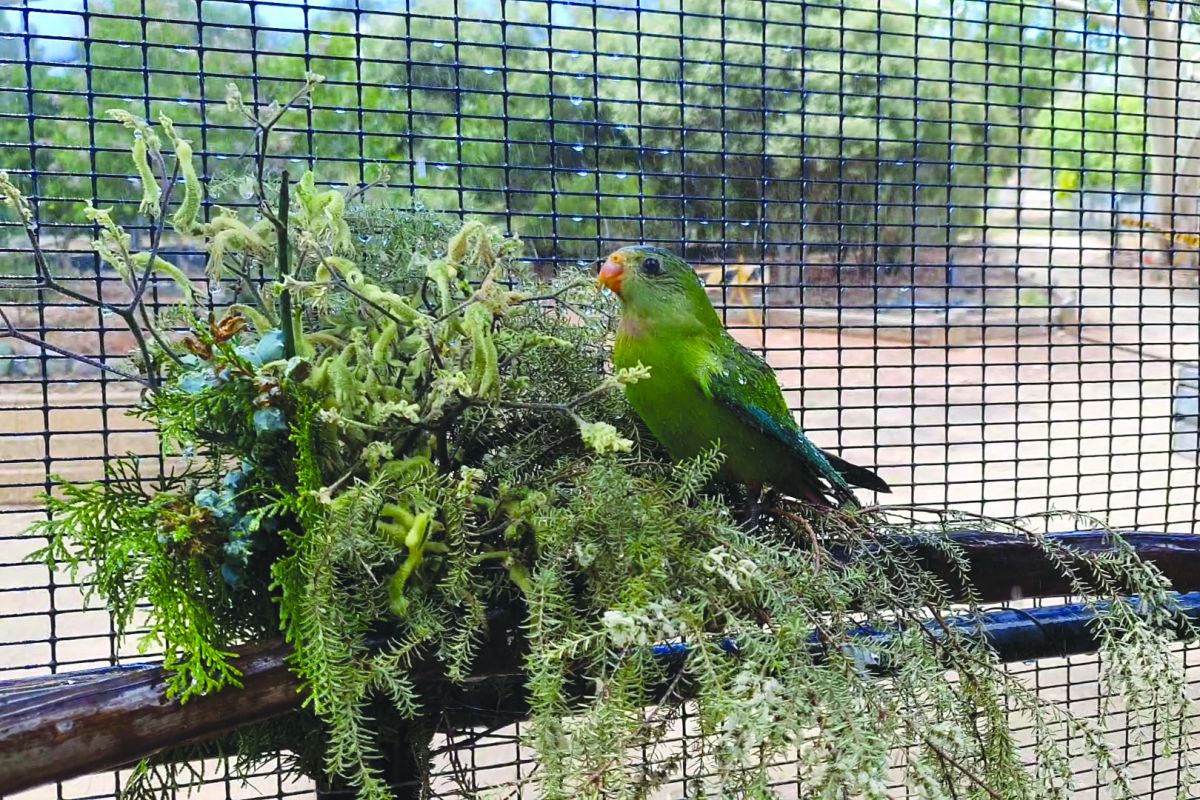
[598, 245, 721, 333]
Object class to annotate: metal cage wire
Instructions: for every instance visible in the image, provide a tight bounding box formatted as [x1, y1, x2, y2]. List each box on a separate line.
[2, 0, 1199, 797]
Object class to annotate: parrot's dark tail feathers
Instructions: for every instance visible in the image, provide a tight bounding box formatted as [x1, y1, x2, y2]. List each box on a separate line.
[823, 451, 892, 495]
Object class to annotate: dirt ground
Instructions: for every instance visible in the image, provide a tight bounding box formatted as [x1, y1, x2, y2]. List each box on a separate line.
[6, 304, 1198, 526]
[3, 270, 1200, 798]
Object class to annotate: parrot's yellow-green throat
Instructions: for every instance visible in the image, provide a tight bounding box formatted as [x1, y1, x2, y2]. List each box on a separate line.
[599, 245, 891, 510]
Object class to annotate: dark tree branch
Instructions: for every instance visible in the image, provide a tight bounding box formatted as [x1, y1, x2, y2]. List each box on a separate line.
[277, 170, 296, 359]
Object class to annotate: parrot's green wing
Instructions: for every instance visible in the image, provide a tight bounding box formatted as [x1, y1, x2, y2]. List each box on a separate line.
[701, 340, 886, 506]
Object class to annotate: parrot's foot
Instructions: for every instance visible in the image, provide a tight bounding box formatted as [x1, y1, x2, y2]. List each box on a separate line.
[771, 505, 824, 571]
[739, 488, 771, 531]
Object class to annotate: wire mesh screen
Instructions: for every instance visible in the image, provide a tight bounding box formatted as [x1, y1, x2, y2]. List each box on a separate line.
[2, 0, 1199, 798]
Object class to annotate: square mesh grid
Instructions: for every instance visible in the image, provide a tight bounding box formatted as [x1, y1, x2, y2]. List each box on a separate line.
[2, 0, 1199, 797]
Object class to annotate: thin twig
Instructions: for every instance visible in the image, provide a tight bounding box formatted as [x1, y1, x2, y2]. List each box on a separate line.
[0, 307, 153, 387]
[774, 507, 824, 572]
[492, 379, 619, 417]
[429, 276, 590, 327]
[126, 158, 181, 312]
[0, 130, 192, 385]
[123, 149, 187, 374]
[342, 170, 392, 205]
[319, 273, 407, 327]
[250, 79, 319, 227]
[135, 304, 187, 370]
[225, 257, 274, 318]
[15, 204, 115, 310]
[914, 732, 1005, 800]
[119, 309, 159, 387]
[424, 327, 444, 370]
[495, 398, 573, 415]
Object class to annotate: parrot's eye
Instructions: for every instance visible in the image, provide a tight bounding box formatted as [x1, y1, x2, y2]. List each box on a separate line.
[641, 256, 662, 276]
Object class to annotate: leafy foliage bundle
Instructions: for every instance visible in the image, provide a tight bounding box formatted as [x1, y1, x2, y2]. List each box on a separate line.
[7, 82, 1197, 800]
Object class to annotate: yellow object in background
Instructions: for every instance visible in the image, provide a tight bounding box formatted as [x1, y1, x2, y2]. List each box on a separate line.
[1120, 216, 1200, 249]
[695, 261, 766, 326]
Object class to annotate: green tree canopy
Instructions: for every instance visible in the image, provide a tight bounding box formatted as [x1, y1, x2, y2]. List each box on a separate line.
[0, 0, 1142, 263]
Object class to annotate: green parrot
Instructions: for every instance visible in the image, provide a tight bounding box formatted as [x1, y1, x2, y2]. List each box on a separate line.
[598, 245, 890, 509]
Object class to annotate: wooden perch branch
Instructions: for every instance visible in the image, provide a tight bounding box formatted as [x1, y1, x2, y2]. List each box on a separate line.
[894, 530, 1200, 601]
[0, 642, 301, 795]
[3, 530, 1200, 795]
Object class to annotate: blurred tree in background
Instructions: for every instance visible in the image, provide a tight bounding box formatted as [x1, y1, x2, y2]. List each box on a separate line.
[0, 0, 1162, 264]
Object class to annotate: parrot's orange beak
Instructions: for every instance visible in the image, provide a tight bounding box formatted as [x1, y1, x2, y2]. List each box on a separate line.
[598, 252, 626, 295]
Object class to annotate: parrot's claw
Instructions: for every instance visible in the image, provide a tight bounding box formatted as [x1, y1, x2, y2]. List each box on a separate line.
[740, 488, 769, 531]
